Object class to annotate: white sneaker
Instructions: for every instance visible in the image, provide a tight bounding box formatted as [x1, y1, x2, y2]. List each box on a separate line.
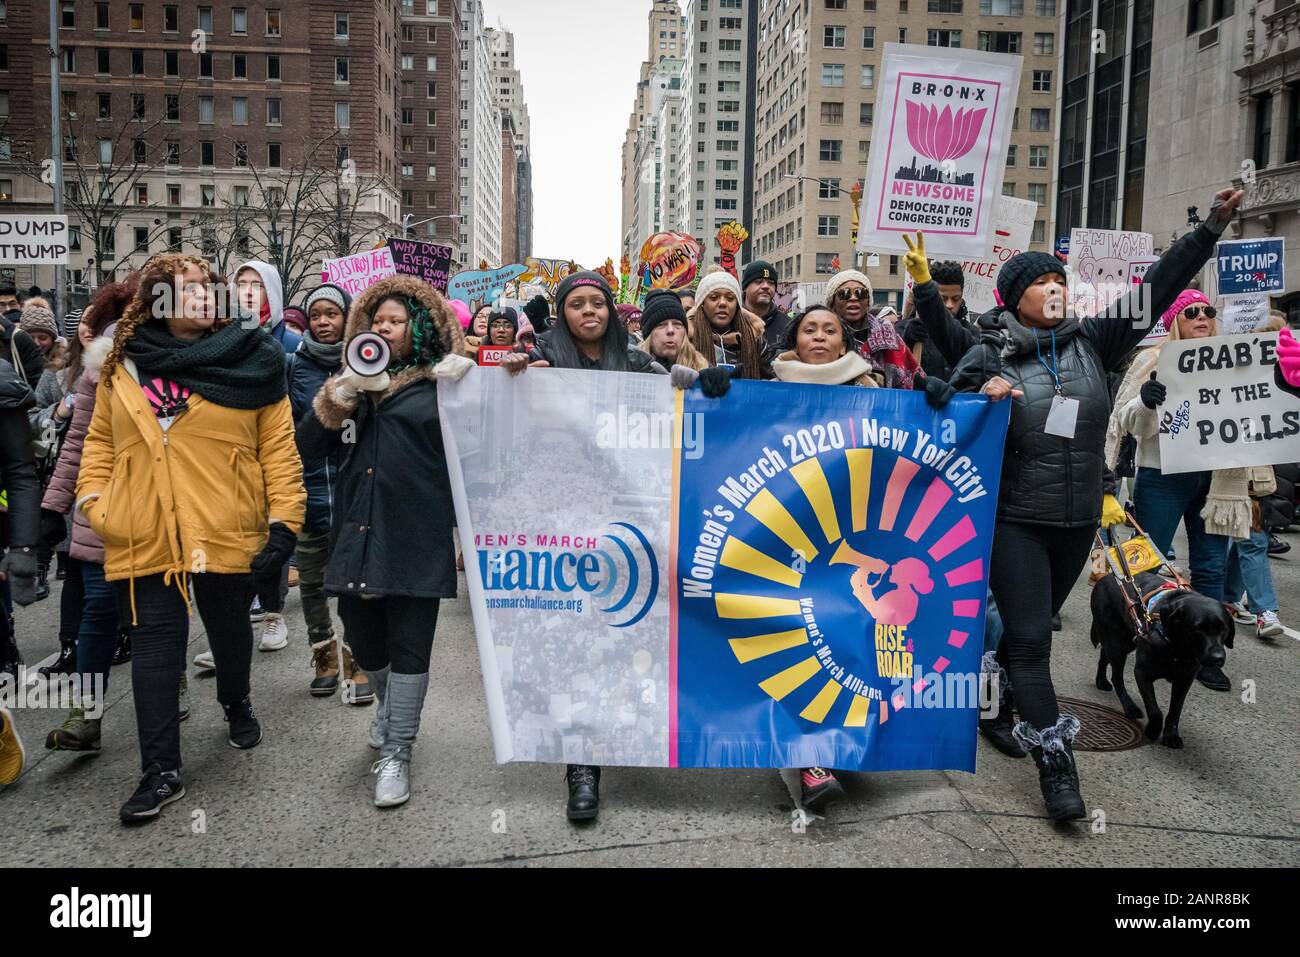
[1256, 611, 1285, 638]
[193, 650, 215, 671]
[259, 613, 289, 651]
[1225, 602, 1256, 626]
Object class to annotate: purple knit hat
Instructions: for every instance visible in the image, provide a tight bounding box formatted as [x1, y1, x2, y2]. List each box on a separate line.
[1160, 289, 1211, 332]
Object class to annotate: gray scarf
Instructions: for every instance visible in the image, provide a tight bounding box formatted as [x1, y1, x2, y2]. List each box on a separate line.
[298, 329, 344, 370]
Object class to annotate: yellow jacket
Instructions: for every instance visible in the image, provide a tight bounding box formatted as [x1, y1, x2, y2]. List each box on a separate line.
[76, 359, 305, 619]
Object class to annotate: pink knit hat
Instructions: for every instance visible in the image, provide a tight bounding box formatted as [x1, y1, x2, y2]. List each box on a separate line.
[449, 299, 472, 330]
[1160, 289, 1211, 332]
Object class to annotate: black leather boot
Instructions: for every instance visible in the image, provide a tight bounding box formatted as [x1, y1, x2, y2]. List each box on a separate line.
[111, 630, 131, 665]
[0, 630, 20, 682]
[38, 641, 77, 679]
[1014, 716, 1086, 822]
[978, 653, 1027, 758]
[565, 764, 600, 821]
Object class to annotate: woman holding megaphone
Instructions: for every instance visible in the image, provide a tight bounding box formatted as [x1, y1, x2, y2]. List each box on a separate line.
[297, 275, 470, 809]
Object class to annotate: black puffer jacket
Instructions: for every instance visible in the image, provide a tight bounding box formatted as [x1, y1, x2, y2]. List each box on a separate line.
[296, 275, 465, 601]
[0, 358, 40, 550]
[950, 218, 1225, 527]
[286, 341, 342, 534]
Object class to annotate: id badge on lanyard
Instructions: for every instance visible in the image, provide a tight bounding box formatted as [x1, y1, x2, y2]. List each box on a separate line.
[1037, 331, 1078, 439]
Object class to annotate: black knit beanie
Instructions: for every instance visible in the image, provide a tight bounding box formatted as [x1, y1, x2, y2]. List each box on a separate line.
[742, 260, 779, 291]
[640, 289, 687, 340]
[996, 251, 1065, 315]
[554, 271, 616, 319]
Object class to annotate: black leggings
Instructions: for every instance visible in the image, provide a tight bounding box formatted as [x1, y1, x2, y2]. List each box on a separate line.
[120, 572, 256, 773]
[338, 595, 440, 675]
[987, 521, 1096, 731]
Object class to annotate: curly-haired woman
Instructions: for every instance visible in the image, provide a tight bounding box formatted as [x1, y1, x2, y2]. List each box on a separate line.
[297, 275, 469, 809]
[77, 253, 305, 822]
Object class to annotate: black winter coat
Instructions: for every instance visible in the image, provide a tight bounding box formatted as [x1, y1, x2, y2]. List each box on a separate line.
[950, 219, 1224, 527]
[0, 358, 40, 550]
[759, 305, 794, 358]
[907, 283, 982, 380]
[1261, 462, 1297, 531]
[297, 370, 457, 601]
[286, 346, 342, 534]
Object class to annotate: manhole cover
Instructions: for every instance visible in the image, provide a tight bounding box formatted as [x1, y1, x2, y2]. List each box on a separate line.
[1055, 696, 1147, 752]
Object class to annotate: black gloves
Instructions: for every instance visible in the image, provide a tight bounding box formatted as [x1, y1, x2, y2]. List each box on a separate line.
[250, 522, 297, 583]
[0, 547, 39, 607]
[921, 376, 955, 409]
[1140, 372, 1166, 410]
[40, 508, 68, 548]
[698, 366, 732, 399]
[902, 320, 929, 349]
[523, 295, 551, 331]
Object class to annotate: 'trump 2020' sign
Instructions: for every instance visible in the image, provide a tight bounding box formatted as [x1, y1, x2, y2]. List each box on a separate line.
[440, 370, 1008, 771]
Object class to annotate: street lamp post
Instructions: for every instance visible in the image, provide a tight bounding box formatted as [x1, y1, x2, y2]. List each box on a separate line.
[782, 173, 866, 271]
[402, 213, 464, 240]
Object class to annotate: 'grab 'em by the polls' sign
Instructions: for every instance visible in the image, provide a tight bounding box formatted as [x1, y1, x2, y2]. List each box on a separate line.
[440, 370, 1008, 771]
[1158, 333, 1300, 474]
[0, 215, 70, 265]
[857, 43, 1021, 260]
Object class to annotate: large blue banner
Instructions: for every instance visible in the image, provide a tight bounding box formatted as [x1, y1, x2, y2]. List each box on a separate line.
[674, 381, 1010, 772]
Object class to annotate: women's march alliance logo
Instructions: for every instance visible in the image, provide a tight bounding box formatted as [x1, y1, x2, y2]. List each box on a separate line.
[699, 446, 988, 727]
[477, 523, 659, 628]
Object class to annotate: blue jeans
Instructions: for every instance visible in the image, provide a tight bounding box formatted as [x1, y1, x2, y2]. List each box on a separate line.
[76, 560, 121, 700]
[1225, 529, 1278, 613]
[1133, 467, 1230, 602]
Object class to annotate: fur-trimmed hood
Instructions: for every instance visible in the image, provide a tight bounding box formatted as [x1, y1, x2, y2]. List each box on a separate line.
[81, 332, 115, 385]
[312, 275, 468, 426]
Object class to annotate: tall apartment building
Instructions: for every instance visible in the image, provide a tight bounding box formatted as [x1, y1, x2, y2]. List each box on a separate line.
[458, 0, 501, 268]
[630, 58, 686, 252]
[622, 1, 686, 261]
[487, 24, 533, 260]
[681, 0, 758, 264]
[751, 0, 1061, 301]
[1054, 0, 1299, 316]
[1, 1, 402, 293]
[397, 0, 463, 252]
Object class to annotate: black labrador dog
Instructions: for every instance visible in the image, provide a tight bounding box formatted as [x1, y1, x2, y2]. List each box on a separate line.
[1090, 571, 1233, 749]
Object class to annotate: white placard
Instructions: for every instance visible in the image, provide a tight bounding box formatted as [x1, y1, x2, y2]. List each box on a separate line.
[1220, 293, 1272, 335]
[857, 44, 1021, 260]
[903, 196, 1037, 313]
[0, 215, 70, 265]
[1158, 332, 1300, 474]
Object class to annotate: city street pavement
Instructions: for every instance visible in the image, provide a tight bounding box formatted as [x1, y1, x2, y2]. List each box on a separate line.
[3, 527, 1298, 868]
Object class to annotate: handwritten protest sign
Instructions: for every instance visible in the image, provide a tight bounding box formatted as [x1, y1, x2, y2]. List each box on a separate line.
[387, 238, 453, 293]
[1065, 228, 1162, 343]
[857, 44, 1021, 259]
[446, 264, 527, 306]
[1158, 332, 1300, 473]
[322, 248, 397, 297]
[1221, 293, 1272, 334]
[1216, 238, 1285, 296]
[903, 196, 1036, 313]
[0, 215, 70, 265]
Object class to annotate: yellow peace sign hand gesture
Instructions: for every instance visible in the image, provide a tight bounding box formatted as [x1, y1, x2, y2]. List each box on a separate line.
[901, 232, 932, 286]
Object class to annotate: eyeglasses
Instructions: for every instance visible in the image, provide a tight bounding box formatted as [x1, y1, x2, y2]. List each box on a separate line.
[1182, 305, 1216, 321]
[488, 320, 515, 329]
[836, 287, 867, 303]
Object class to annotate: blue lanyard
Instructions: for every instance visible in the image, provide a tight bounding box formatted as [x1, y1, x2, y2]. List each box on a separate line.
[1035, 330, 1063, 396]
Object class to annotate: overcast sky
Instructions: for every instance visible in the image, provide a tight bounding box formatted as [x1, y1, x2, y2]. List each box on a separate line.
[481, 0, 647, 268]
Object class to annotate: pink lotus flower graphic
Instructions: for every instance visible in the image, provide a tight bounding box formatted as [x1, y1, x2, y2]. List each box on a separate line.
[905, 101, 989, 162]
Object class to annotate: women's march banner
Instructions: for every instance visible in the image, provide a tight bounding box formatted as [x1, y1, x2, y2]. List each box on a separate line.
[857, 44, 1021, 260]
[439, 372, 1009, 771]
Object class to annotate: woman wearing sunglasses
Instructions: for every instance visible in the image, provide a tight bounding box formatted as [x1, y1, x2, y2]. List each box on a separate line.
[1109, 290, 1250, 692]
[824, 270, 919, 390]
